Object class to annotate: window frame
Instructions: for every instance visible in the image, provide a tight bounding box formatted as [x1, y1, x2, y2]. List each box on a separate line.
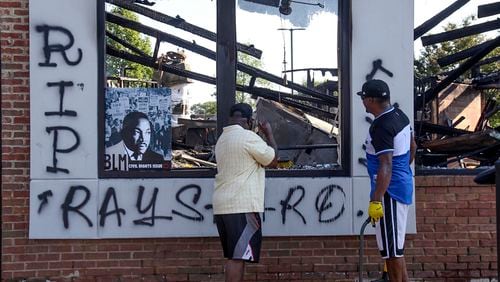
[97, 0, 352, 179]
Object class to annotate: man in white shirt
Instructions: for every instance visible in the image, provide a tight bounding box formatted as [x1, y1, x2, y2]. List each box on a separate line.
[213, 103, 277, 282]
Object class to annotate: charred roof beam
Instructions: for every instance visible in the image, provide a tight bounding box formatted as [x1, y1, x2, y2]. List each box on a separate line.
[282, 68, 338, 77]
[414, 121, 471, 137]
[433, 56, 500, 77]
[421, 18, 500, 46]
[414, 0, 470, 40]
[251, 87, 335, 107]
[415, 35, 500, 110]
[106, 30, 149, 58]
[478, 2, 500, 18]
[106, 12, 338, 105]
[474, 55, 500, 67]
[106, 0, 263, 59]
[436, 39, 495, 67]
[107, 45, 336, 119]
[107, 44, 216, 84]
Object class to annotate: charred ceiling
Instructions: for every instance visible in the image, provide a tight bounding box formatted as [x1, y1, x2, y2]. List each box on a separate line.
[414, 0, 499, 169]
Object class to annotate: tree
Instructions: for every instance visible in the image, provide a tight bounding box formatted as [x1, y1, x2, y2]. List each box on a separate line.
[106, 7, 153, 81]
[191, 101, 217, 116]
[236, 52, 270, 107]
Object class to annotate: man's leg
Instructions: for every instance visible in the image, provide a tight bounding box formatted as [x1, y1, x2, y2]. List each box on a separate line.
[225, 259, 245, 282]
[386, 257, 408, 282]
[376, 194, 410, 282]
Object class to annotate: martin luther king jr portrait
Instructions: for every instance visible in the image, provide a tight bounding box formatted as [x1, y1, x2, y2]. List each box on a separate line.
[105, 111, 163, 171]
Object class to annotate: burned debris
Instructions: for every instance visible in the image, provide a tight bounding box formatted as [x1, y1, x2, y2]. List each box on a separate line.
[105, 0, 498, 171]
[414, 1, 499, 169]
[104, 0, 340, 170]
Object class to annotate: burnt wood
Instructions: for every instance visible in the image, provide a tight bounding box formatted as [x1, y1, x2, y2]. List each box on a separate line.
[107, 45, 336, 119]
[414, 121, 471, 136]
[106, 0, 263, 58]
[106, 30, 149, 57]
[421, 18, 500, 46]
[478, 2, 500, 18]
[415, 36, 500, 110]
[106, 12, 338, 105]
[437, 39, 493, 67]
[282, 68, 339, 77]
[423, 129, 500, 153]
[414, 0, 470, 40]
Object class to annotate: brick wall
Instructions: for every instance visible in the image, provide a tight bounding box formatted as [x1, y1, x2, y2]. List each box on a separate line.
[1, 1, 497, 281]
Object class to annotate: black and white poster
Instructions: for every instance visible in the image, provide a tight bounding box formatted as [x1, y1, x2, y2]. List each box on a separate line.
[104, 88, 172, 172]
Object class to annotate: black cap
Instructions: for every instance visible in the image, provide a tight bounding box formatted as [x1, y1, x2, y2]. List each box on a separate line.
[357, 79, 390, 98]
[230, 103, 253, 120]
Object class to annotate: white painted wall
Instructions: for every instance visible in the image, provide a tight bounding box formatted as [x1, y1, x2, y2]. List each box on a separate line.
[351, 0, 415, 176]
[350, 0, 416, 235]
[29, 0, 416, 238]
[30, 178, 355, 238]
[30, 0, 98, 179]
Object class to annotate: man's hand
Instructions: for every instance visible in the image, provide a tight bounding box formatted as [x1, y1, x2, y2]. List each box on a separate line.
[258, 121, 273, 138]
[368, 201, 384, 225]
[257, 120, 278, 168]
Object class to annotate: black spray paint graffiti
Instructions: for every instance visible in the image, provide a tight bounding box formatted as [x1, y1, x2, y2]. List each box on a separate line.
[45, 126, 80, 174]
[45, 81, 77, 117]
[37, 184, 348, 229]
[134, 186, 172, 226]
[36, 25, 82, 67]
[172, 184, 205, 221]
[36, 24, 83, 174]
[99, 187, 126, 227]
[315, 185, 346, 223]
[61, 186, 93, 229]
[280, 186, 306, 224]
[365, 59, 394, 81]
[37, 190, 53, 213]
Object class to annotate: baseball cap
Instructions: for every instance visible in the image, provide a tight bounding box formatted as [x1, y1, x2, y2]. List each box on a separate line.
[357, 79, 390, 98]
[230, 103, 253, 120]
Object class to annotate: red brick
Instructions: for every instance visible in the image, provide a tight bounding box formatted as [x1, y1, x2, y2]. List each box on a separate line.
[0, 2, 22, 8]
[26, 262, 49, 270]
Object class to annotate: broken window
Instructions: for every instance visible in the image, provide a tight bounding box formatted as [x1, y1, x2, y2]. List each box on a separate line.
[100, 0, 350, 177]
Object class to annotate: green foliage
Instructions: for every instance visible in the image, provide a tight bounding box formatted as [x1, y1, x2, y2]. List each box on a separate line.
[191, 101, 217, 115]
[485, 89, 500, 128]
[106, 7, 153, 80]
[415, 15, 500, 79]
[236, 52, 270, 107]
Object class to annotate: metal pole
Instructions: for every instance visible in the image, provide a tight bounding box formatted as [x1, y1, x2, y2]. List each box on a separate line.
[278, 27, 305, 94]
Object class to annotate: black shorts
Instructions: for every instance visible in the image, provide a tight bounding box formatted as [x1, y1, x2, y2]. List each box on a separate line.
[214, 213, 262, 263]
[375, 193, 409, 259]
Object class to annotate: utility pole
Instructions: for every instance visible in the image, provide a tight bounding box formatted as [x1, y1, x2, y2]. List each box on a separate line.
[278, 27, 305, 94]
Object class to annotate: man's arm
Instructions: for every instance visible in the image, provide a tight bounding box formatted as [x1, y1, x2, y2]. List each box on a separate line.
[371, 152, 393, 201]
[409, 133, 417, 165]
[258, 121, 278, 168]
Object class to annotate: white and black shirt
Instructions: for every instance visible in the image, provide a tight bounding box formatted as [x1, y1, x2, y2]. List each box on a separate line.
[365, 107, 413, 204]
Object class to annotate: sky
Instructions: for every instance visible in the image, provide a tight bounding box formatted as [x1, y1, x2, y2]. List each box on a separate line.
[116, 0, 498, 106]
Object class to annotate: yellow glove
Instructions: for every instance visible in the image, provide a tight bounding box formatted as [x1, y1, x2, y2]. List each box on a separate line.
[368, 201, 384, 225]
